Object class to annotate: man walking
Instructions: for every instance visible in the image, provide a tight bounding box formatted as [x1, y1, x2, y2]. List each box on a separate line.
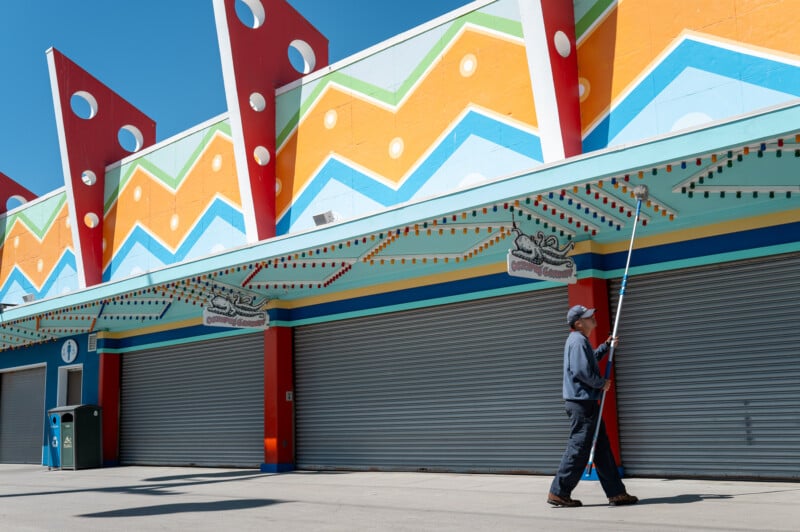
[547, 304, 638, 507]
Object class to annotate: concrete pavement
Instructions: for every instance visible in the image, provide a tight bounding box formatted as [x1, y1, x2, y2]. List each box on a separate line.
[0, 465, 798, 531]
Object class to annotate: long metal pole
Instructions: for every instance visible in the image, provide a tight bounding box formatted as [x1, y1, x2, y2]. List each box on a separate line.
[585, 185, 648, 477]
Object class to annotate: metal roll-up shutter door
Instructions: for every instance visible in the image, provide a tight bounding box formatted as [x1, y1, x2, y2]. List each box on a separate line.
[0, 367, 46, 463]
[610, 252, 800, 480]
[295, 289, 569, 473]
[120, 333, 264, 467]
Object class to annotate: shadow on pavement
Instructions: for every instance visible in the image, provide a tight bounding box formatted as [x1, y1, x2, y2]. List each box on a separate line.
[78, 498, 284, 518]
[143, 469, 354, 482]
[1, 469, 265, 499]
[143, 469, 265, 482]
[580, 493, 734, 507]
[636, 493, 733, 505]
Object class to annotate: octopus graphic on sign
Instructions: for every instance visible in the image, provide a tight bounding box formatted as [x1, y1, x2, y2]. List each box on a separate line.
[506, 218, 576, 284]
[203, 291, 269, 329]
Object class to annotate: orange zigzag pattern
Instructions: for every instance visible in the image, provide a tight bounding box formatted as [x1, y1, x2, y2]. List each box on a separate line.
[578, 0, 800, 130]
[0, 203, 73, 290]
[276, 28, 538, 216]
[103, 133, 242, 268]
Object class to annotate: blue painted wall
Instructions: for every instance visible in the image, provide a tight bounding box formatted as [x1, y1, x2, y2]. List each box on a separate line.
[0, 334, 98, 465]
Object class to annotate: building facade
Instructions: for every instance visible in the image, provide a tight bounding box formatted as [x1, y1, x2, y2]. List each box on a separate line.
[1, 0, 798, 480]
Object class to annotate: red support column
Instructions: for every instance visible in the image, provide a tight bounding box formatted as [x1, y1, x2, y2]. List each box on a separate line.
[519, 0, 582, 161]
[213, 0, 328, 242]
[97, 353, 121, 465]
[262, 326, 294, 472]
[538, 0, 582, 158]
[567, 277, 622, 466]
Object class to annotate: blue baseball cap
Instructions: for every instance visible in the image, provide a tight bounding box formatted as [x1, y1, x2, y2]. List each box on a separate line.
[567, 305, 596, 327]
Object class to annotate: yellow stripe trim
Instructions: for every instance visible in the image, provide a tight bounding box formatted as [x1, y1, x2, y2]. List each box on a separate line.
[98, 317, 202, 339]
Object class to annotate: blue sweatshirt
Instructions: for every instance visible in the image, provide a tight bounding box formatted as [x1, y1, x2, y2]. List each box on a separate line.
[562, 330, 609, 401]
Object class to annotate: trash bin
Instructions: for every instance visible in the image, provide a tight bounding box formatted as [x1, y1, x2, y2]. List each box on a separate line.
[47, 405, 102, 470]
[47, 412, 61, 469]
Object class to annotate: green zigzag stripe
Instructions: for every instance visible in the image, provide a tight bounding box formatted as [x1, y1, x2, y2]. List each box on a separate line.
[277, 11, 523, 147]
[104, 120, 232, 213]
[575, 0, 615, 39]
[2, 193, 67, 241]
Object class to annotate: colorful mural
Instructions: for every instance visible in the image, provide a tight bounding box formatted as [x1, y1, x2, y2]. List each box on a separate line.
[0, 192, 77, 304]
[275, 1, 542, 234]
[576, 0, 800, 150]
[273, 0, 800, 234]
[0, 119, 246, 303]
[102, 119, 246, 282]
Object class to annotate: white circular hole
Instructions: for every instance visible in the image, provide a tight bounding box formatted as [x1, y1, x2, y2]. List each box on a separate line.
[84, 212, 100, 228]
[554, 31, 571, 58]
[70, 91, 98, 119]
[81, 170, 97, 186]
[288, 39, 316, 74]
[118, 125, 144, 153]
[235, 0, 265, 29]
[6, 195, 27, 211]
[253, 146, 271, 166]
[249, 92, 267, 112]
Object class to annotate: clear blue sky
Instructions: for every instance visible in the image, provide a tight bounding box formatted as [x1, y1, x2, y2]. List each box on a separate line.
[0, 0, 475, 198]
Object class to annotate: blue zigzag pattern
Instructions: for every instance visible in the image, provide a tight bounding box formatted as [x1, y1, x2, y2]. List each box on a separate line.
[584, 38, 800, 150]
[104, 198, 246, 280]
[276, 110, 543, 234]
[0, 252, 77, 303]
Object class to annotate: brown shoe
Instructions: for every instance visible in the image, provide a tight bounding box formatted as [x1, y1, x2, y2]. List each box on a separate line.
[608, 493, 639, 506]
[547, 493, 583, 507]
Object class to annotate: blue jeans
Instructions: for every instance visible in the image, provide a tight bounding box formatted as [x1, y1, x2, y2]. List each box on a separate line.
[550, 400, 627, 498]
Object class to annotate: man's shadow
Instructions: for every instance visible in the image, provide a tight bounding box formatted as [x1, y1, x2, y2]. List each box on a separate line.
[582, 494, 732, 507]
[636, 494, 732, 505]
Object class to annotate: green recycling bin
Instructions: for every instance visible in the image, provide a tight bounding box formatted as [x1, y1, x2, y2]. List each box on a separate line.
[47, 405, 102, 469]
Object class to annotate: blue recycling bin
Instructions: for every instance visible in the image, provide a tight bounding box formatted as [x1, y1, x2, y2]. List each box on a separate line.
[47, 412, 61, 469]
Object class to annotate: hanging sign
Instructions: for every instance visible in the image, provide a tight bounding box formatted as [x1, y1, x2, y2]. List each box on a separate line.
[203, 292, 269, 329]
[506, 225, 577, 284]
